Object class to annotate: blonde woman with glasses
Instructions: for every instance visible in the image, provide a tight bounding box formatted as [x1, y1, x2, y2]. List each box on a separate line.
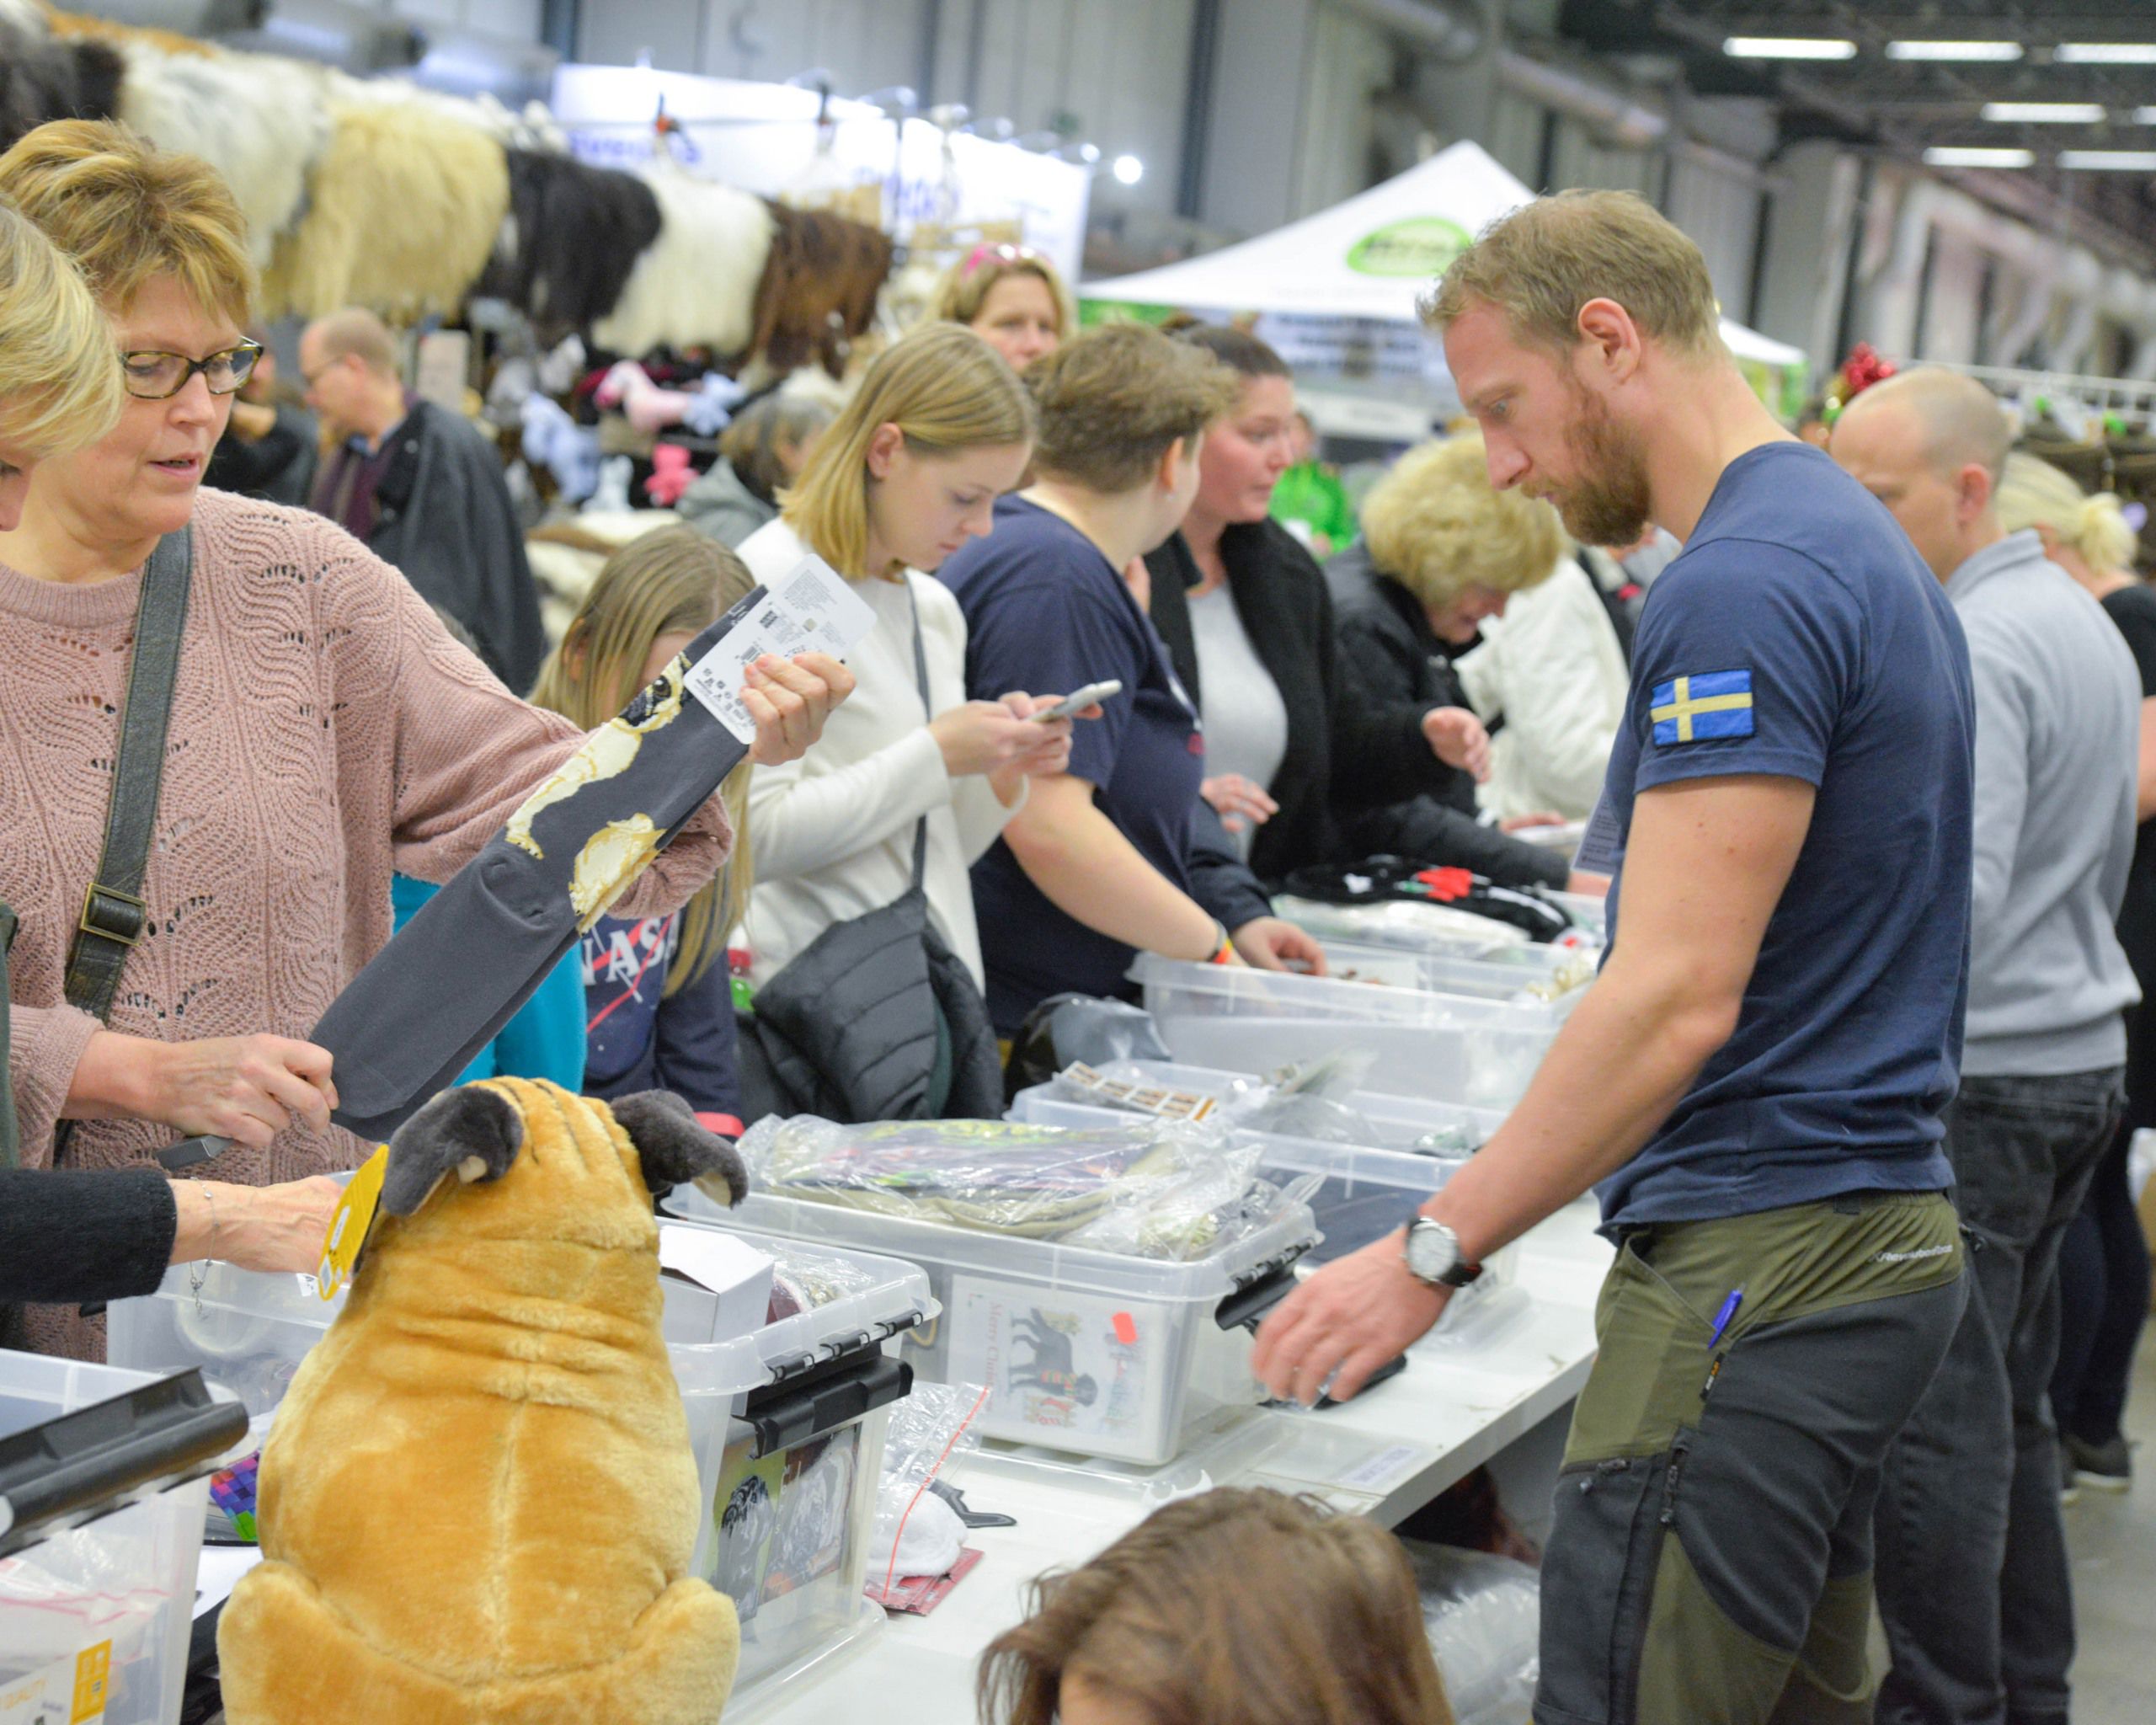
[0, 121, 846, 1358]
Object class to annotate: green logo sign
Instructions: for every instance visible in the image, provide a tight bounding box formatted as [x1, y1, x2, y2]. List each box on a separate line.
[1345, 216, 1473, 278]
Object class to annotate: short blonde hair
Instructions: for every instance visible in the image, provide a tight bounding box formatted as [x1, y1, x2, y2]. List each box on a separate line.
[933, 246, 1074, 337]
[1362, 435, 1565, 611]
[1028, 324, 1241, 494]
[0, 119, 254, 327]
[782, 323, 1033, 579]
[0, 199, 123, 459]
[1424, 190, 1722, 360]
[1994, 451, 2139, 575]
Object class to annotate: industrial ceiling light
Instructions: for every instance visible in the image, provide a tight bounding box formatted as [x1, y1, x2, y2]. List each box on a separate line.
[1721, 36, 1857, 59]
[2054, 45, 2156, 65]
[1888, 41, 2025, 61]
[1112, 153, 1145, 185]
[1923, 147, 2036, 167]
[2134, 107, 2156, 125]
[1980, 102, 2108, 123]
[2058, 149, 2156, 169]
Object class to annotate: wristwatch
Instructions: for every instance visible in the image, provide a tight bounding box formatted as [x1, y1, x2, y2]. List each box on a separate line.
[1404, 1218, 1484, 1290]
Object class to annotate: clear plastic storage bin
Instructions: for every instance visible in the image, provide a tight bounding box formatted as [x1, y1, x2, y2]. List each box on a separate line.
[107, 1232, 934, 1706]
[0, 1354, 243, 1725]
[1006, 1060, 1520, 1332]
[1321, 937, 1593, 1011]
[666, 1188, 1318, 1467]
[1131, 952, 1564, 1111]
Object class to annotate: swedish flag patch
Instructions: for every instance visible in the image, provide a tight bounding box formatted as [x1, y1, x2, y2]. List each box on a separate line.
[1651, 670, 1754, 745]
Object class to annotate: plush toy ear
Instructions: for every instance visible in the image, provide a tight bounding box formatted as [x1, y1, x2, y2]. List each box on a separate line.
[610, 1089, 750, 1208]
[382, 1086, 525, 1217]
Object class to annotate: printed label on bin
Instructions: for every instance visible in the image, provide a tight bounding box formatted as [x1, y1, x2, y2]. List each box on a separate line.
[707, 1420, 867, 1676]
[0, 1638, 110, 1725]
[1055, 1062, 1218, 1123]
[684, 553, 878, 743]
[947, 1277, 1177, 1461]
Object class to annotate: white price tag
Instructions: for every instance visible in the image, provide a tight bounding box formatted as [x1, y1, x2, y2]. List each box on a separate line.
[685, 554, 879, 743]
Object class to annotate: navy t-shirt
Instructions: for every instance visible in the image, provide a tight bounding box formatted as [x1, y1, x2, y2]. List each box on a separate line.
[940, 497, 1209, 1031]
[1595, 442, 1973, 1231]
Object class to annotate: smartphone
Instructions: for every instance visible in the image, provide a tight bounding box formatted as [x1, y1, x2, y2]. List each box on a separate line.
[1030, 680, 1123, 722]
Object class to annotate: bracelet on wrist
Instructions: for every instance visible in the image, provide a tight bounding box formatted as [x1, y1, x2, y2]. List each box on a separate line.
[1206, 921, 1236, 965]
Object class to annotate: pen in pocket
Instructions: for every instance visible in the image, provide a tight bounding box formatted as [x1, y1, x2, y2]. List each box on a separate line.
[1708, 1287, 1744, 1348]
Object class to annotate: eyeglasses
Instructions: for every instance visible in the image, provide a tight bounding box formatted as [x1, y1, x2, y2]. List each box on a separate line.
[960, 242, 1045, 280]
[120, 340, 264, 402]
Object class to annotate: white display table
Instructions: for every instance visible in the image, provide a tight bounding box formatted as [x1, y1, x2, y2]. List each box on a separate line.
[739, 1198, 1612, 1725]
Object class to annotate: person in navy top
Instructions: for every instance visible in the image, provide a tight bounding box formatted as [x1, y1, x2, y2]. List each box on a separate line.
[937, 324, 1325, 1033]
[1254, 192, 1974, 1725]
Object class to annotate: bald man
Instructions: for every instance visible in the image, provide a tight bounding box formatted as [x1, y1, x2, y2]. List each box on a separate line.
[302, 307, 544, 690]
[1835, 372, 2139, 1725]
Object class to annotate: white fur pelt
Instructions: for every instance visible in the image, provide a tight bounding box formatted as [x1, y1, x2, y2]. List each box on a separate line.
[592, 163, 774, 360]
[119, 46, 330, 267]
[261, 93, 509, 322]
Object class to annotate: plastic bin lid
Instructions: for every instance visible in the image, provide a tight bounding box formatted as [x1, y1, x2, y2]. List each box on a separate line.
[0, 1361, 245, 1557]
[120, 1232, 935, 1407]
[667, 1185, 1319, 1303]
[1129, 951, 1562, 1033]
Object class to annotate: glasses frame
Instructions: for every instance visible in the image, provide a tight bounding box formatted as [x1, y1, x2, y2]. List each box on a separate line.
[120, 339, 265, 403]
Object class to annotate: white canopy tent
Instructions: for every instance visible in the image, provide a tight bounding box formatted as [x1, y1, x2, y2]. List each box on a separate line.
[1084, 140, 1805, 374]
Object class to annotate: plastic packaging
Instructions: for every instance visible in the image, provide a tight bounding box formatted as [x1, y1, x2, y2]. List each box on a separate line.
[1132, 953, 1563, 1111]
[669, 1192, 1319, 1466]
[1274, 894, 1529, 955]
[1404, 1542, 1541, 1725]
[739, 1114, 1266, 1262]
[867, 1381, 988, 1592]
[0, 1353, 221, 1725]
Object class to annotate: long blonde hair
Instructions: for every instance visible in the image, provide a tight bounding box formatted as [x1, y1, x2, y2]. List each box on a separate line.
[1995, 451, 2139, 575]
[781, 322, 1033, 579]
[0, 199, 123, 458]
[530, 526, 753, 996]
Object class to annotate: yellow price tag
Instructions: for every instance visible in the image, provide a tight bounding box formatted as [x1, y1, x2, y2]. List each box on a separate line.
[315, 1146, 388, 1302]
[69, 1640, 110, 1722]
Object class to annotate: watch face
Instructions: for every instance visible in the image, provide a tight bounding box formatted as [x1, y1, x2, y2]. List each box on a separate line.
[1405, 1220, 1459, 1283]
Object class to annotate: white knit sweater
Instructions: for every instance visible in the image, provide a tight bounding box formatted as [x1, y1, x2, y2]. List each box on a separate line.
[735, 521, 1021, 991]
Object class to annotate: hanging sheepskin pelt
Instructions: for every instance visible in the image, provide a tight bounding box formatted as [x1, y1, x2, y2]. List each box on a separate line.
[480, 149, 662, 343]
[0, 12, 122, 150]
[262, 95, 509, 321]
[747, 200, 897, 378]
[591, 163, 774, 360]
[118, 46, 332, 267]
[43, 5, 221, 57]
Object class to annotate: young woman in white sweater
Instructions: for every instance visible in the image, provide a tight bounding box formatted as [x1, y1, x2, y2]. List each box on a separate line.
[737, 323, 1075, 991]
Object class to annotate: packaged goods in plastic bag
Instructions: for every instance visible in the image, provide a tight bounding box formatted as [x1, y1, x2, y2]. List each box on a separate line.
[738, 1114, 1271, 1261]
[867, 1381, 989, 1592]
[1405, 1543, 1541, 1725]
[1274, 894, 1529, 956]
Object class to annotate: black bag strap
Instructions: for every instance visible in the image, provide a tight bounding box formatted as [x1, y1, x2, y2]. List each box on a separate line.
[903, 576, 931, 895]
[1, 900, 18, 1171]
[63, 527, 193, 1025]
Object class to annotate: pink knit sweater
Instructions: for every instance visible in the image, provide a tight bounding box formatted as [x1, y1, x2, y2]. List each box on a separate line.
[2, 491, 730, 1349]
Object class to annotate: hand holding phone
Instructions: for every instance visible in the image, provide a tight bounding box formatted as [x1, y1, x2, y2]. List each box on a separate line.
[1030, 680, 1123, 723]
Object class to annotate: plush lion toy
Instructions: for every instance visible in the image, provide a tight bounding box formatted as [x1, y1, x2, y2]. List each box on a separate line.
[218, 1078, 750, 1725]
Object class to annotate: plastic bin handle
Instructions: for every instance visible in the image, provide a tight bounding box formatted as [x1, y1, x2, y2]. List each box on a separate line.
[1215, 1263, 1301, 1332]
[742, 1351, 915, 1460]
[0, 1368, 248, 1558]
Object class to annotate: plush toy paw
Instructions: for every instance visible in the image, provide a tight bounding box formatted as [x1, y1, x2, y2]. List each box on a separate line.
[611, 1089, 750, 1208]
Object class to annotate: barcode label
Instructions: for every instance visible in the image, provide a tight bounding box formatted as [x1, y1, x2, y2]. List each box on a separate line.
[684, 553, 878, 742]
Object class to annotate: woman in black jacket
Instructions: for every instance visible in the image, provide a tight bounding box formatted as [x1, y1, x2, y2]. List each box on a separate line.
[1324, 433, 1582, 890]
[1145, 327, 1551, 888]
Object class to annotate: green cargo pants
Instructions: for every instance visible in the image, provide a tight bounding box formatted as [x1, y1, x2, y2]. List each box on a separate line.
[1534, 1191, 1967, 1725]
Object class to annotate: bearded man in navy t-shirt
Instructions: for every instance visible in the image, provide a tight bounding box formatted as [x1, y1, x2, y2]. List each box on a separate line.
[1254, 191, 1976, 1725]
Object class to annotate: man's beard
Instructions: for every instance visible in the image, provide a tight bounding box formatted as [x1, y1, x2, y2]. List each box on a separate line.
[1536, 387, 1653, 548]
